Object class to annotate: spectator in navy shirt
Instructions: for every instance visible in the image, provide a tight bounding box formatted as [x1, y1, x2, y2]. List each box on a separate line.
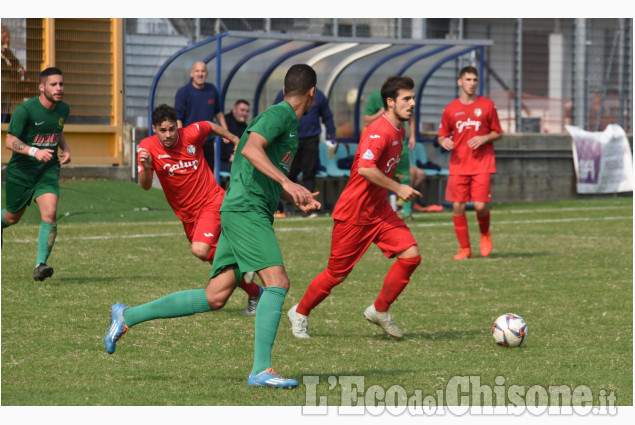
[174, 61, 228, 172]
[273, 88, 337, 196]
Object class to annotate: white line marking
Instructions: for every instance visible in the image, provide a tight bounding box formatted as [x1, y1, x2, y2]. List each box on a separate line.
[6, 215, 631, 243]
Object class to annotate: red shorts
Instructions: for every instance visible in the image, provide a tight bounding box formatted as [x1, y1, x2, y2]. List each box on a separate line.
[182, 205, 221, 249]
[445, 173, 492, 203]
[326, 212, 418, 277]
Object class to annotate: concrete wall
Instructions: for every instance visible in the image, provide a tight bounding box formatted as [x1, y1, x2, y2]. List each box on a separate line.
[491, 133, 577, 203]
[418, 132, 632, 205]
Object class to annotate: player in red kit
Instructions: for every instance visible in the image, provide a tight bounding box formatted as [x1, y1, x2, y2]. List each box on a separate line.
[438, 66, 503, 260]
[137, 104, 262, 313]
[287, 77, 422, 339]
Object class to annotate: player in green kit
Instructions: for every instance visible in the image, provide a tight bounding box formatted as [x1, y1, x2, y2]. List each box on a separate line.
[104, 64, 321, 388]
[2, 67, 71, 281]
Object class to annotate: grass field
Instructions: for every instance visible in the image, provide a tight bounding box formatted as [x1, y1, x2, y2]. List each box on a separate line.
[1, 179, 632, 412]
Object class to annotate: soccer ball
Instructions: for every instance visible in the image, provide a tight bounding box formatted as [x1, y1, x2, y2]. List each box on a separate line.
[491, 313, 527, 347]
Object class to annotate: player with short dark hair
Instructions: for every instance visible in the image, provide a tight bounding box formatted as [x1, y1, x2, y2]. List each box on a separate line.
[438, 65, 503, 259]
[288, 76, 422, 339]
[104, 64, 320, 389]
[2, 67, 71, 281]
[137, 104, 262, 312]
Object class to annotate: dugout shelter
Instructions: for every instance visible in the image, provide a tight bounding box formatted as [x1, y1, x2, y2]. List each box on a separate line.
[147, 31, 493, 184]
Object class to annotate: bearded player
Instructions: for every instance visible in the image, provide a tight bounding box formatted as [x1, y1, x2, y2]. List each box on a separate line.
[288, 76, 422, 339]
[137, 104, 262, 313]
[2, 67, 71, 281]
[437, 66, 503, 260]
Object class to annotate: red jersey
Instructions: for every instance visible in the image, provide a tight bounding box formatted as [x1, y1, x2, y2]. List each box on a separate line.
[332, 115, 405, 225]
[438, 95, 502, 175]
[137, 121, 224, 223]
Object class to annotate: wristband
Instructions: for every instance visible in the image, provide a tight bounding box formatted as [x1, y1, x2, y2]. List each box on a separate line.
[28, 147, 39, 157]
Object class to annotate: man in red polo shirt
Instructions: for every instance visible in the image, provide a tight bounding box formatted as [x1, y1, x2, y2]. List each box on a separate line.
[438, 66, 503, 260]
[287, 76, 422, 339]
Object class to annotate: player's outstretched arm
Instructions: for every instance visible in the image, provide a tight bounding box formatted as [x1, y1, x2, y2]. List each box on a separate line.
[207, 121, 239, 146]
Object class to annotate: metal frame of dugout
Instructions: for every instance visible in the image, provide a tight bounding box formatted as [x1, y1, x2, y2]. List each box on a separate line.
[147, 31, 493, 209]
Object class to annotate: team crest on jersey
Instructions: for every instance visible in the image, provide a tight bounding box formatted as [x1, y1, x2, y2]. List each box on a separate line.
[187, 145, 196, 155]
[362, 149, 374, 160]
[474, 108, 482, 117]
[280, 150, 294, 173]
[58, 118, 65, 128]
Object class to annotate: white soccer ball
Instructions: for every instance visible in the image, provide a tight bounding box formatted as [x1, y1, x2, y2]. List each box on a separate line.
[491, 313, 527, 348]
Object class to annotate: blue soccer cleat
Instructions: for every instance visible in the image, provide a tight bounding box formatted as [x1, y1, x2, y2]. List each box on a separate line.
[247, 368, 299, 389]
[104, 302, 129, 354]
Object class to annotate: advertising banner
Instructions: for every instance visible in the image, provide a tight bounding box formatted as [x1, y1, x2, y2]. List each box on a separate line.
[566, 124, 633, 194]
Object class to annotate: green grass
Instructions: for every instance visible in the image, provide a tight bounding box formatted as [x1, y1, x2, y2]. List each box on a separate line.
[1, 179, 632, 409]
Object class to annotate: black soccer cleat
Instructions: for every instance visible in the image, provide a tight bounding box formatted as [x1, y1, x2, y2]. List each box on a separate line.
[33, 263, 54, 281]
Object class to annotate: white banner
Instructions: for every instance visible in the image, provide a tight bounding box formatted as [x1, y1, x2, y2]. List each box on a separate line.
[566, 124, 634, 194]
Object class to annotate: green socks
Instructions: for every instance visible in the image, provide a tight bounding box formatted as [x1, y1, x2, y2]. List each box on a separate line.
[251, 286, 287, 375]
[36, 221, 57, 266]
[123, 289, 212, 327]
[119, 285, 288, 376]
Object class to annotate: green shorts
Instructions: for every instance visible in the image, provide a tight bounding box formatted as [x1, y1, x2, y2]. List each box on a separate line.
[210, 210, 284, 280]
[4, 170, 60, 213]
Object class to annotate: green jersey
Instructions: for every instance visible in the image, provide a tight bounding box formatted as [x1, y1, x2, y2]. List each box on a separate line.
[364, 90, 384, 117]
[5, 96, 70, 186]
[221, 101, 299, 217]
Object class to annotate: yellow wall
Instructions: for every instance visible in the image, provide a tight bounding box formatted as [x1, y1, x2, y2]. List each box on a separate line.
[1, 18, 124, 166]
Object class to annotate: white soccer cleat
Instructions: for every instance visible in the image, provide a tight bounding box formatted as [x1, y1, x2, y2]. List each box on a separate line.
[363, 304, 403, 339]
[287, 304, 310, 338]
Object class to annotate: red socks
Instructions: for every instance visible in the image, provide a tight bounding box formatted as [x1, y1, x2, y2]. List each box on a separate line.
[239, 279, 261, 298]
[297, 255, 421, 316]
[296, 269, 343, 316]
[477, 210, 490, 235]
[375, 255, 421, 312]
[453, 214, 471, 249]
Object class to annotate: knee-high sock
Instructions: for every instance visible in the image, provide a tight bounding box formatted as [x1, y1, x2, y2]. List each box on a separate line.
[296, 269, 343, 316]
[375, 255, 421, 312]
[123, 289, 212, 327]
[239, 280, 262, 297]
[252, 286, 287, 375]
[452, 214, 470, 249]
[477, 210, 490, 235]
[36, 221, 57, 265]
